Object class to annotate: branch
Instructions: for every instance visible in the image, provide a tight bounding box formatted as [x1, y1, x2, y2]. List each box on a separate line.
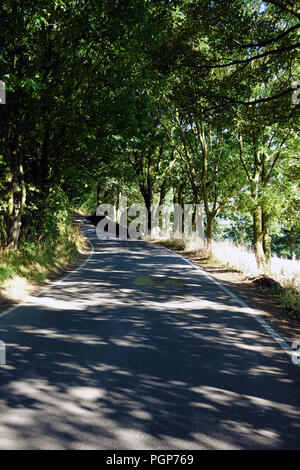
[238, 133, 252, 182]
[237, 23, 300, 48]
[236, 88, 293, 105]
[214, 187, 237, 218]
[193, 42, 300, 70]
[264, 133, 291, 185]
[265, 0, 300, 20]
[204, 88, 293, 111]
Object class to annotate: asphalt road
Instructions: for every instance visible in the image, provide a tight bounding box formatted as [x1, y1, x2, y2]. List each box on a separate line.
[0, 225, 300, 450]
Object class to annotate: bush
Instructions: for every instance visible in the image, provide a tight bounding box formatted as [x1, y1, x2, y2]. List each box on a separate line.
[0, 214, 86, 298]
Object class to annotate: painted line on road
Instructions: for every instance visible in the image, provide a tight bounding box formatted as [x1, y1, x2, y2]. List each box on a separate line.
[161, 245, 298, 367]
[0, 232, 95, 320]
[1, 231, 297, 368]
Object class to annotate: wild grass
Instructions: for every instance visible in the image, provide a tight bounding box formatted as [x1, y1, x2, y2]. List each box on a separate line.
[157, 235, 300, 313]
[0, 223, 87, 301]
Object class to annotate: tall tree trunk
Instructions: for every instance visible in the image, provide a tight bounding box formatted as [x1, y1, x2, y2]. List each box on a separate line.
[158, 178, 169, 234]
[253, 205, 267, 271]
[192, 205, 196, 232]
[7, 158, 26, 248]
[206, 213, 215, 250]
[144, 194, 152, 234]
[96, 182, 101, 205]
[262, 210, 271, 271]
[289, 228, 297, 261]
[140, 185, 153, 234]
[159, 178, 168, 206]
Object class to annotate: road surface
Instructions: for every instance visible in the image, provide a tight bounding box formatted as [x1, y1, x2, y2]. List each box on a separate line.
[0, 225, 300, 449]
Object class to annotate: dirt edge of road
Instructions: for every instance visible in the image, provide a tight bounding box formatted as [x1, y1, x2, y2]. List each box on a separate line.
[0, 237, 92, 317]
[154, 241, 300, 342]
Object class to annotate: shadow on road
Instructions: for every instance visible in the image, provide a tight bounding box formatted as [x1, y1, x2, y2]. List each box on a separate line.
[0, 238, 299, 449]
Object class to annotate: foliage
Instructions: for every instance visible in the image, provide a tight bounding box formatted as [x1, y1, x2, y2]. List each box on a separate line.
[0, 0, 298, 270]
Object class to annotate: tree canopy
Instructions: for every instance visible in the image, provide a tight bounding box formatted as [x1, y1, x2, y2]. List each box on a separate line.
[0, 0, 299, 268]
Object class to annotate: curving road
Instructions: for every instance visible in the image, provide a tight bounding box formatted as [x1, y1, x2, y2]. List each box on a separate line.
[0, 224, 300, 449]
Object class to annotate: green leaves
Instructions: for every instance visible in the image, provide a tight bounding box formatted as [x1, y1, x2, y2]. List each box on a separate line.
[0, 0, 298, 258]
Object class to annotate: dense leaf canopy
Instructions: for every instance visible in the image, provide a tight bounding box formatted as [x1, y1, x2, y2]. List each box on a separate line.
[0, 0, 299, 266]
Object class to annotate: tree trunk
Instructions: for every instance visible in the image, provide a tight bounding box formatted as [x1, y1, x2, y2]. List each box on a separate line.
[158, 178, 169, 234]
[140, 185, 153, 234]
[206, 213, 215, 251]
[253, 205, 267, 271]
[262, 210, 271, 271]
[159, 178, 168, 206]
[192, 205, 197, 232]
[96, 183, 101, 205]
[290, 229, 297, 261]
[7, 160, 26, 248]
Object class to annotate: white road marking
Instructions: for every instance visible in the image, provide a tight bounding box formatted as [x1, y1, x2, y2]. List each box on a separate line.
[1, 229, 297, 369]
[161, 245, 298, 367]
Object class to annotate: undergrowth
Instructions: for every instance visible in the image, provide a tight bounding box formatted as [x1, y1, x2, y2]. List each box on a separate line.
[157, 237, 300, 315]
[0, 219, 87, 301]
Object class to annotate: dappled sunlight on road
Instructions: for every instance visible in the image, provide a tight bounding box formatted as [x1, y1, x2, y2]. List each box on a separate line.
[0, 237, 299, 449]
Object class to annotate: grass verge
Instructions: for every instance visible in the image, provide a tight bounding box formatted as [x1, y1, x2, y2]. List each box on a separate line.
[0, 223, 88, 304]
[156, 238, 300, 317]
[260, 285, 300, 315]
